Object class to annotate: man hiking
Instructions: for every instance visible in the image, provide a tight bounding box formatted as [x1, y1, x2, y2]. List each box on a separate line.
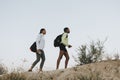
[56, 27, 72, 69]
[28, 28, 46, 72]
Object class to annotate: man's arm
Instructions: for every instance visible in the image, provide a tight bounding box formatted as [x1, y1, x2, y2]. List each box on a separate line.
[61, 33, 69, 46]
[61, 33, 72, 48]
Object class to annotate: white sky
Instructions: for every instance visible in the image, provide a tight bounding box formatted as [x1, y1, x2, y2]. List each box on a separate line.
[0, 0, 120, 71]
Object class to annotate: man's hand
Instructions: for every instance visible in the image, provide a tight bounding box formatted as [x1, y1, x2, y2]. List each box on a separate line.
[68, 45, 72, 48]
[37, 49, 42, 54]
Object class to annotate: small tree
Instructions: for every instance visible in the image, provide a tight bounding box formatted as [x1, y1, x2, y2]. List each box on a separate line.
[75, 40, 105, 65]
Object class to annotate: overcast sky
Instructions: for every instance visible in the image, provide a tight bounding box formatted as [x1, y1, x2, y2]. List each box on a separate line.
[0, 0, 120, 71]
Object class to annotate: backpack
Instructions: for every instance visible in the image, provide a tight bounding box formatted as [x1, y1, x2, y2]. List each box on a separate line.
[30, 42, 37, 52]
[54, 34, 63, 47]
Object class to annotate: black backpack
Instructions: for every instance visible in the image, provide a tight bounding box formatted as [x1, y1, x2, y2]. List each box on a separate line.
[30, 42, 37, 52]
[54, 34, 63, 47]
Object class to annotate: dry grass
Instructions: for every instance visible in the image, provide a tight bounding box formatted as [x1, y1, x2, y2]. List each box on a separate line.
[0, 64, 8, 75]
[0, 60, 120, 80]
[0, 72, 26, 80]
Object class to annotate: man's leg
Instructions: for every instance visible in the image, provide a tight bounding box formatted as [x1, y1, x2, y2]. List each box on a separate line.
[40, 51, 45, 71]
[56, 50, 64, 69]
[64, 52, 70, 69]
[28, 53, 40, 71]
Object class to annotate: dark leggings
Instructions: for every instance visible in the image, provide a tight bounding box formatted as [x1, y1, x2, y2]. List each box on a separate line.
[31, 50, 45, 69]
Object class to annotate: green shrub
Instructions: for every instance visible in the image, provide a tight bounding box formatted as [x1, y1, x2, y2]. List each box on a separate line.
[75, 40, 105, 65]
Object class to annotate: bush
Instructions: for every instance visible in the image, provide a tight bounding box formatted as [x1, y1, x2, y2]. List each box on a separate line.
[0, 64, 8, 75]
[74, 40, 105, 65]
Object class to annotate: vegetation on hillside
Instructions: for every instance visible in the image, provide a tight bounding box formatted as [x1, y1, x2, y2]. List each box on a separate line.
[0, 63, 8, 75]
[74, 40, 106, 65]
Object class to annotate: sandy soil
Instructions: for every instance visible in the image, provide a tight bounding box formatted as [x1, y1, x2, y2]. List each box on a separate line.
[22, 60, 120, 80]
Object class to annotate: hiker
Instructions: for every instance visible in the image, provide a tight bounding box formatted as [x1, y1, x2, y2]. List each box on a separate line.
[56, 27, 72, 69]
[28, 28, 46, 72]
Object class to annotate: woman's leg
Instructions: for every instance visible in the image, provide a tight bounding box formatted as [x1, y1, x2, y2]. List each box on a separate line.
[40, 51, 45, 71]
[28, 53, 40, 71]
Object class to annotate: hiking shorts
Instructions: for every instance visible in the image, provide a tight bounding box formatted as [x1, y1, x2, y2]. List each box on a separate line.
[59, 44, 67, 52]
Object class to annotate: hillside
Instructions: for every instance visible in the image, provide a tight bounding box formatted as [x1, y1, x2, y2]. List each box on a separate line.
[1, 60, 120, 80]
